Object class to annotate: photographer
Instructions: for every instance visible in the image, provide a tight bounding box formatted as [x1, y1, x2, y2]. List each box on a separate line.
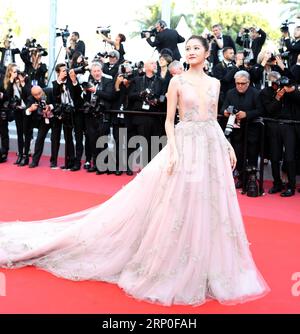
[20, 39, 48, 87]
[98, 32, 126, 63]
[213, 48, 245, 111]
[102, 50, 121, 80]
[221, 71, 263, 189]
[250, 50, 293, 89]
[128, 59, 163, 165]
[23, 86, 60, 168]
[52, 63, 82, 169]
[260, 72, 300, 197]
[0, 83, 10, 163]
[208, 24, 236, 67]
[111, 63, 135, 175]
[3, 64, 31, 165]
[236, 27, 266, 62]
[145, 20, 185, 61]
[66, 32, 86, 61]
[282, 26, 300, 68]
[291, 54, 300, 84]
[81, 62, 115, 174]
[0, 38, 20, 74]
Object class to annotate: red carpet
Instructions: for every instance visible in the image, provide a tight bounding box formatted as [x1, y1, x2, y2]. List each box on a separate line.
[0, 153, 299, 314]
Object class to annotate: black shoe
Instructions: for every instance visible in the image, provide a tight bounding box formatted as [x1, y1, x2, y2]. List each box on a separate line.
[84, 161, 91, 170]
[268, 185, 283, 194]
[96, 170, 106, 175]
[0, 155, 7, 163]
[280, 189, 295, 197]
[60, 164, 73, 170]
[19, 155, 29, 167]
[115, 170, 123, 176]
[70, 164, 81, 172]
[107, 170, 114, 175]
[14, 154, 23, 165]
[50, 162, 58, 169]
[29, 162, 38, 168]
[87, 166, 97, 173]
[298, 188, 300, 193]
[126, 170, 133, 176]
[235, 180, 243, 189]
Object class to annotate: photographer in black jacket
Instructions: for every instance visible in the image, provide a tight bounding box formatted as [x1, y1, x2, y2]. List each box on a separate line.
[128, 59, 163, 166]
[260, 71, 300, 197]
[0, 38, 20, 74]
[145, 20, 185, 61]
[52, 63, 82, 169]
[221, 70, 263, 189]
[81, 62, 115, 174]
[282, 26, 300, 68]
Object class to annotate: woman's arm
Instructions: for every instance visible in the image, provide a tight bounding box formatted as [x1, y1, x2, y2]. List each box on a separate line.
[165, 76, 179, 175]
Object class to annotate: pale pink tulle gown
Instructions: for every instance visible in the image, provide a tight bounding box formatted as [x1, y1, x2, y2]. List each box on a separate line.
[0, 75, 270, 306]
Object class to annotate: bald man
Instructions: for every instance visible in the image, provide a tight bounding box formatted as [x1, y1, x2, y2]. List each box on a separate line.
[21, 85, 61, 168]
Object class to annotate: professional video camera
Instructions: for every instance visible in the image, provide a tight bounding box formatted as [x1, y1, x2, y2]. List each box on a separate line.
[96, 26, 111, 37]
[280, 20, 294, 33]
[56, 25, 70, 47]
[224, 105, 239, 137]
[141, 28, 157, 39]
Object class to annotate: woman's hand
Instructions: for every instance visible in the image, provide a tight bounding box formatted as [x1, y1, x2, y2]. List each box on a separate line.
[167, 147, 179, 175]
[229, 147, 237, 170]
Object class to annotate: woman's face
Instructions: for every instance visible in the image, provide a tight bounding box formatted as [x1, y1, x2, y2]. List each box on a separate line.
[115, 35, 121, 43]
[159, 57, 168, 67]
[10, 66, 18, 80]
[185, 38, 209, 66]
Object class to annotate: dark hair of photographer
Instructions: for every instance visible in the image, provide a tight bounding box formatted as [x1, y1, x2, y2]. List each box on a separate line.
[70, 51, 84, 69]
[99, 32, 126, 63]
[158, 54, 172, 96]
[66, 31, 86, 61]
[145, 20, 185, 61]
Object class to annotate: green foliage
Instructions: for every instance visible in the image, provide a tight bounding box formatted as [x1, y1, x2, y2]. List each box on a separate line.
[0, 7, 21, 43]
[194, 9, 281, 44]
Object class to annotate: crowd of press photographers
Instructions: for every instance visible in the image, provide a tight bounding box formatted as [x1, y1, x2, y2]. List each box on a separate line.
[0, 20, 300, 197]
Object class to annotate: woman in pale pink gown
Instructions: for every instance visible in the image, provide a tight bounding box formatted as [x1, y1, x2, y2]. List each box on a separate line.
[0, 36, 270, 306]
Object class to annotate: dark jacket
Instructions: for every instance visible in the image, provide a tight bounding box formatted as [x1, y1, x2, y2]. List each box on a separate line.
[236, 29, 266, 62]
[221, 86, 263, 121]
[0, 47, 21, 70]
[210, 35, 236, 67]
[284, 39, 300, 67]
[146, 28, 185, 61]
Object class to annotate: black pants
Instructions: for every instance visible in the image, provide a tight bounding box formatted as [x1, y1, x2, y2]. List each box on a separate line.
[31, 119, 62, 165]
[85, 114, 110, 169]
[112, 119, 135, 171]
[230, 123, 261, 174]
[73, 111, 91, 165]
[0, 117, 9, 156]
[267, 122, 296, 189]
[14, 108, 25, 155]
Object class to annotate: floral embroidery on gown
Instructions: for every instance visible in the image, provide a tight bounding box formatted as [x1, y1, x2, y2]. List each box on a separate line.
[0, 75, 270, 306]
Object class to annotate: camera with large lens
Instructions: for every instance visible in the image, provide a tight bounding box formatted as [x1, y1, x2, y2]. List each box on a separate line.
[56, 25, 70, 47]
[93, 52, 108, 62]
[119, 64, 134, 80]
[96, 26, 111, 37]
[37, 99, 47, 116]
[280, 20, 294, 33]
[206, 33, 215, 42]
[72, 57, 89, 75]
[5, 29, 14, 43]
[27, 38, 47, 56]
[275, 76, 292, 88]
[140, 88, 156, 105]
[10, 95, 22, 110]
[53, 103, 74, 126]
[224, 105, 239, 137]
[141, 28, 157, 39]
